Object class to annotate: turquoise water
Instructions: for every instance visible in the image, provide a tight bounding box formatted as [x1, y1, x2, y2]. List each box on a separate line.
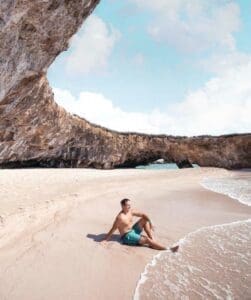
[135, 163, 199, 170]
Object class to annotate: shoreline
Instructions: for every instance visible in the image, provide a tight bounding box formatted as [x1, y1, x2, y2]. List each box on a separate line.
[134, 219, 251, 299]
[133, 218, 251, 299]
[0, 167, 250, 299]
[134, 170, 251, 299]
[201, 170, 251, 207]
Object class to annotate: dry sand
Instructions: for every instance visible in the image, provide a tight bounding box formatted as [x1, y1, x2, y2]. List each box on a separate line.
[0, 167, 250, 300]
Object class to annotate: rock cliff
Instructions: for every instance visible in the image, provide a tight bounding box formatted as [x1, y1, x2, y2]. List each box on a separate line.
[0, 0, 250, 169]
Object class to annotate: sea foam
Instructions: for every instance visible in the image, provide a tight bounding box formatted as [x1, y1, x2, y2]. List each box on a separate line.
[134, 171, 251, 300]
[201, 171, 251, 206]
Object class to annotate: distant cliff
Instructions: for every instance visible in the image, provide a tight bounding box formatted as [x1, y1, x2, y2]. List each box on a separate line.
[0, 0, 250, 169]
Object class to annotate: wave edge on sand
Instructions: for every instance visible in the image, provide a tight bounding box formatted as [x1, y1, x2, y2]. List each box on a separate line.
[134, 172, 251, 300]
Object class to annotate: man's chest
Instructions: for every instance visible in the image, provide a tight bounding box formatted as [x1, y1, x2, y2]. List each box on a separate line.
[121, 214, 133, 225]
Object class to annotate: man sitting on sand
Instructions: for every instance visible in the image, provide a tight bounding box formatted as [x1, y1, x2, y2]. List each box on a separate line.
[101, 198, 179, 252]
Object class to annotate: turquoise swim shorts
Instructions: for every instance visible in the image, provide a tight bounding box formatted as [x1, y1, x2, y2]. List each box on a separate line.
[121, 222, 143, 245]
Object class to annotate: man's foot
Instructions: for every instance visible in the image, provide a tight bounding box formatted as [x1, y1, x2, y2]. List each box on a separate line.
[170, 245, 179, 253]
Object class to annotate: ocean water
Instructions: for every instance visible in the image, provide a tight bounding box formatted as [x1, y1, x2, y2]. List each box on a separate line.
[135, 163, 199, 170]
[201, 171, 251, 206]
[134, 171, 251, 300]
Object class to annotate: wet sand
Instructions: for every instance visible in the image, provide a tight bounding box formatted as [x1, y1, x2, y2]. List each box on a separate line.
[0, 167, 250, 300]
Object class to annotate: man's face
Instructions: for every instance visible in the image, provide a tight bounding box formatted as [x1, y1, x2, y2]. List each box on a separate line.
[122, 201, 131, 212]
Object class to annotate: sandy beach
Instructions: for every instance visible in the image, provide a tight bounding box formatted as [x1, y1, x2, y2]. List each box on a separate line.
[0, 167, 250, 300]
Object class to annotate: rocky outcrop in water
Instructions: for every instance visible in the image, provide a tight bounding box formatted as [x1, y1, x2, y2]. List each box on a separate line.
[176, 160, 193, 169]
[0, 0, 250, 169]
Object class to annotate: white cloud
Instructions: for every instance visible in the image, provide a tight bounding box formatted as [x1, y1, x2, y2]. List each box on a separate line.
[53, 59, 251, 136]
[53, 89, 161, 133]
[132, 0, 240, 53]
[200, 51, 251, 75]
[65, 15, 120, 75]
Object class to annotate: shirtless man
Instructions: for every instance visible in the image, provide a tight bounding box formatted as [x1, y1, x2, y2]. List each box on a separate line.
[101, 198, 179, 252]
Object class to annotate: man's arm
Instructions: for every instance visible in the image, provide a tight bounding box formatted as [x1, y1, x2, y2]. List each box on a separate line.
[132, 210, 153, 228]
[101, 217, 119, 242]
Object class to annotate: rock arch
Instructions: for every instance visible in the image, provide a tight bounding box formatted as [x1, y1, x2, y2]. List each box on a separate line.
[0, 0, 250, 169]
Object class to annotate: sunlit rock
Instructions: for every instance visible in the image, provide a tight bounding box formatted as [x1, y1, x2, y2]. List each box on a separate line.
[0, 0, 250, 169]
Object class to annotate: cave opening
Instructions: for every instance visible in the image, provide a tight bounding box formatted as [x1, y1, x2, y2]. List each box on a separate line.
[134, 158, 198, 170]
[115, 156, 197, 170]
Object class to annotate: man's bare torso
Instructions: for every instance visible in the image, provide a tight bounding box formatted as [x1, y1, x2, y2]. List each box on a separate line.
[116, 210, 135, 236]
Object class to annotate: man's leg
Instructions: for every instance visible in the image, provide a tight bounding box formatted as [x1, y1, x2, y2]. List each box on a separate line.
[139, 235, 166, 250]
[135, 218, 153, 239]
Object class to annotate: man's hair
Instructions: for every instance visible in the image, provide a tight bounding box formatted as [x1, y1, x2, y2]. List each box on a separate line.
[120, 198, 130, 206]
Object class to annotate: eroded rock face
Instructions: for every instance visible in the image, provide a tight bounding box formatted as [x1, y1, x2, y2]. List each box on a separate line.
[0, 0, 250, 169]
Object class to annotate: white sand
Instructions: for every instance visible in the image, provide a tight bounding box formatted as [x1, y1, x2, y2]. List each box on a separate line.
[0, 167, 250, 299]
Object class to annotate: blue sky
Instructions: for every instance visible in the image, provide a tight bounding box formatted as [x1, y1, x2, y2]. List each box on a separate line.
[48, 0, 251, 136]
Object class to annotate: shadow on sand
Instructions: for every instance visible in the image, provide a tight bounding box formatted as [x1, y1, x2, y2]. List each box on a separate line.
[86, 233, 122, 243]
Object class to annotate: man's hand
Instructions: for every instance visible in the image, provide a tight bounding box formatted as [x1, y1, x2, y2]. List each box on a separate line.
[99, 238, 108, 247]
[100, 217, 118, 244]
[100, 239, 108, 244]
